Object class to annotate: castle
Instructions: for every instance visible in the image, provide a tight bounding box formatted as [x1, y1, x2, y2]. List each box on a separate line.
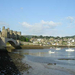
[0, 26, 21, 40]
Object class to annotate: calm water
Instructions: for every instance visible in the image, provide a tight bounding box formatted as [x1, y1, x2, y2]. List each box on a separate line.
[14, 48, 75, 70]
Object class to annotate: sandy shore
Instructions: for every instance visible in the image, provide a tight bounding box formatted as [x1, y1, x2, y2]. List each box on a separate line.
[1, 48, 75, 75]
[8, 53, 31, 73]
[22, 57, 75, 75]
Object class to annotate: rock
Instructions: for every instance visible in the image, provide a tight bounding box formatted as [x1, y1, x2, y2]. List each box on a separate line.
[47, 63, 53, 65]
[27, 71, 29, 73]
[54, 63, 56, 65]
[47, 63, 56, 65]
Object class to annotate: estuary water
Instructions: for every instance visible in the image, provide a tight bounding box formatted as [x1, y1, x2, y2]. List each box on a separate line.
[14, 48, 75, 75]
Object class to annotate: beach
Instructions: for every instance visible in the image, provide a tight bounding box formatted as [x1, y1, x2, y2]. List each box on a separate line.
[22, 57, 75, 75]
[0, 48, 75, 75]
[16, 48, 75, 75]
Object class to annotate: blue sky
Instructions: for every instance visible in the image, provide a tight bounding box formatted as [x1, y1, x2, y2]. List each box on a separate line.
[0, 0, 75, 36]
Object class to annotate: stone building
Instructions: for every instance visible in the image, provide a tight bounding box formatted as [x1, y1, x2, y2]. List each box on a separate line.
[0, 26, 21, 39]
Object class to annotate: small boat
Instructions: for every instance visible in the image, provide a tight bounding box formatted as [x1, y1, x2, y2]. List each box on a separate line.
[56, 48, 61, 50]
[66, 48, 74, 52]
[48, 51, 55, 54]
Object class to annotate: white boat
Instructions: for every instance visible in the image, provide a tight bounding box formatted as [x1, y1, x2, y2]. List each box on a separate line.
[56, 48, 61, 50]
[48, 51, 55, 54]
[66, 48, 74, 52]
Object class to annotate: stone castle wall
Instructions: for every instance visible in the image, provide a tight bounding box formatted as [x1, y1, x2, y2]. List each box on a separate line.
[0, 26, 21, 39]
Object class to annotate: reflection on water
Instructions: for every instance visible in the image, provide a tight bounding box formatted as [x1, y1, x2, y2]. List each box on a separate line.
[14, 48, 75, 58]
[14, 48, 75, 70]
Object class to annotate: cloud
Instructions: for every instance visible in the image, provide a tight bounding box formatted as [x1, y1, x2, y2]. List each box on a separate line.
[20, 7, 23, 9]
[19, 20, 61, 35]
[41, 20, 61, 28]
[0, 21, 9, 26]
[66, 16, 74, 23]
[20, 22, 31, 27]
[41, 20, 61, 26]
[19, 20, 61, 28]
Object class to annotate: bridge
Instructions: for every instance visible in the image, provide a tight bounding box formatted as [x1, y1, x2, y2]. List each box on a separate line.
[0, 26, 21, 49]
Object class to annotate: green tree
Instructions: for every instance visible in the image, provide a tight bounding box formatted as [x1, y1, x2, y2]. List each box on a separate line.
[26, 38, 29, 42]
[19, 36, 26, 41]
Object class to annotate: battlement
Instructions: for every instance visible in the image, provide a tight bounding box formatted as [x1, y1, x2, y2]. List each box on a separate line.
[0, 26, 21, 39]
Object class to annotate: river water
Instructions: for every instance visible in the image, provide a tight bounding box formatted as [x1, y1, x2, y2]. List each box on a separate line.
[13, 48, 75, 75]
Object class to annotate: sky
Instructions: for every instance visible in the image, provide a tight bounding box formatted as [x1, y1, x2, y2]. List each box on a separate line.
[0, 0, 75, 37]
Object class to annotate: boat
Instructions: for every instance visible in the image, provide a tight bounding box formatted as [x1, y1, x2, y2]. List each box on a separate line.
[66, 48, 74, 52]
[48, 51, 55, 54]
[56, 48, 61, 50]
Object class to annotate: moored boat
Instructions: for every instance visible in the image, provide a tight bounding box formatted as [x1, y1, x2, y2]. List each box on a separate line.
[66, 48, 74, 52]
[56, 48, 61, 50]
[48, 50, 55, 54]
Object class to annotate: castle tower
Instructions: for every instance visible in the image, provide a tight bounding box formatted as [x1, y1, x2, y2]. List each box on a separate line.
[1, 26, 21, 39]
[2, 26, 5, 30]
[17, 32, 21, 39]
[10, 30, 13, 38]
[13, 31, 17, 39]
[17, 32, 21, 35]
[2, 29, 8, 38]
[2, 26, 6, 37]
[7, 28, 10, 32]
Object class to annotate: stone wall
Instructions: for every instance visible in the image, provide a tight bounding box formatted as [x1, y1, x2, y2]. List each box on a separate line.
[0, 26, 21, 39]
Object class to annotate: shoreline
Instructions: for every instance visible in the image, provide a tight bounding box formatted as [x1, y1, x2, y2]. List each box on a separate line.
[0, 46, 75, 75]
[8, 53, 31, 73]
[6, 45, 75, 50]
[0, 50, 21, 75]
[0, 48, 31, 75]
[22, 56, 75, 75]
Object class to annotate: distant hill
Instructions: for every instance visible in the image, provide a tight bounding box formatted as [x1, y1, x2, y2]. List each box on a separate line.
[22, 35, 35, 39]
[22, 35, 75, 39]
